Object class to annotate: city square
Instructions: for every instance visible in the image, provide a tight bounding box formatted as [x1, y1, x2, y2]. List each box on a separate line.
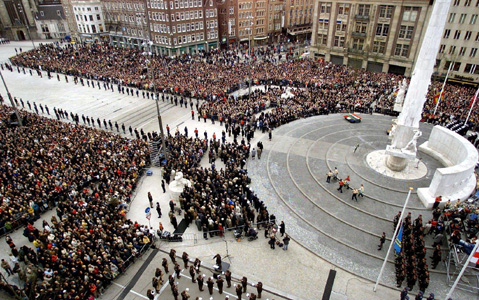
[1, 1, 479, 298]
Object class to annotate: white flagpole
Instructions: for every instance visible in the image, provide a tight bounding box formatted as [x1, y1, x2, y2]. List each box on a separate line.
[374, 187, 413, 292]
[444, 241, 479, 300]
[465, 87, 479, 125]
[433, 62, 454, 115]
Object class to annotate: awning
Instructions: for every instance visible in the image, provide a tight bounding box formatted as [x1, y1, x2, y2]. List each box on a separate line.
[240, 38, 249, 41]
[253, 36, 268, 40]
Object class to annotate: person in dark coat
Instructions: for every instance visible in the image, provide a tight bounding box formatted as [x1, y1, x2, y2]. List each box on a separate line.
[279, 221, 285, 237]
[217, 275, 224, 294]
[207, 277, 215, 295]
[197, 274, 205, 291]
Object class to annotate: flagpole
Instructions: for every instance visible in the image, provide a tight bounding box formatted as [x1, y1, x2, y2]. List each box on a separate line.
[374, 187, 413, 292]
[444, 241, 479, 300]
[465, 87, 479, 125]
[433, 62, 454, 115]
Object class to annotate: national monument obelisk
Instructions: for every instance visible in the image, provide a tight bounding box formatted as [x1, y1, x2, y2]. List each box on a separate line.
[386, 0, 452, 171]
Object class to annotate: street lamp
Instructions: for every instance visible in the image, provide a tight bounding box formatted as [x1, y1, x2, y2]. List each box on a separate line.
[142, 41, 168, 162]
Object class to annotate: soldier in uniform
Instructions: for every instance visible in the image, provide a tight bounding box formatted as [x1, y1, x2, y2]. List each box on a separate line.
[207, 277, 215, 295]
[162, 258, 169, 273]
[431, 244, 441, 269]
[182, 252, 189, 268]
[169, 274, 175, 287]
[197, 274, 205, 291]
[172, 285, 179, 300]
[225, 270, 232, 288]
[170, 249, 177, 263]
[378, 232, 386, 250]
[217, 275, 224, 294]
[194, 258, 202, 273]
[174, 263, 181, 278]
[400, 287, 409, 300]
[249, 293, 257, 300]
[393, 211, 402, 231]
[236, 284, 243, 299]
[189, 266, 196, 282]
[256, 282, 263, 298]
[241, 276, 248, 292]
[181, 289, 190, 300]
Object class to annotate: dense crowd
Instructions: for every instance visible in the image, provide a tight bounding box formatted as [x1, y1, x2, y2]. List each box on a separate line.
[0, 104, 153, 299]
[9, 43, 479, 129]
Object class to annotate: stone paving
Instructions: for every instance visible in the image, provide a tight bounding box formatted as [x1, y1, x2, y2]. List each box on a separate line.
[0, 41, 474, 300]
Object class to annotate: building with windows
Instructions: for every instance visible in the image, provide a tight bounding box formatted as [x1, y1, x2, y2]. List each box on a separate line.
[310, 0, 431, 76]
[435, 0, 479, 83]
[0, 0, 39, 41]
[35, 0, 70, 40]
[103, 0, 219, 55]
[70, 0, 108, 42]
[102, 0, 148, 48]
[283, 0, 312, 43]
[218, 0, 237, 48]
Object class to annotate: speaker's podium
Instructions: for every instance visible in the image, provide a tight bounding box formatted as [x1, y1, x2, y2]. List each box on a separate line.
[212, 262, 230, 279]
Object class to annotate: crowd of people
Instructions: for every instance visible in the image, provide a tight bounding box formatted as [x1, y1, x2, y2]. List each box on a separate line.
[9, 42, 479, 131]
[2, 41, 479, 300]
[0, 104, 153, 299]
[148, 249, 265, 300]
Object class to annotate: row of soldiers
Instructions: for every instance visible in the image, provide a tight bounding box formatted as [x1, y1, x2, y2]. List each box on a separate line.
[394, 213, 431, 293]
[147, 249, 264, 300]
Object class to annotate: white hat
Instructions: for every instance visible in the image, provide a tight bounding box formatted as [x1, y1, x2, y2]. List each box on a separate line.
[186, 288, 189, 291]
[246, 294, 250, 297]
[210, 298, 213, 300]
[203, 274, 206, 277]
[222, 271, 225, 275]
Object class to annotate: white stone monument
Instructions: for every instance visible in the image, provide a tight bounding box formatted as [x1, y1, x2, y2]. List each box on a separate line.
[393, 79, 408, 112]
[386, 0, 452, 172]
[168, 171, 191, 200]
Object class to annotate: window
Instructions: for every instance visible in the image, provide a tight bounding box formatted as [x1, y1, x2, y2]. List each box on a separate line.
[459, 13, 467, 24]
[476, 32, 479, 41]
[399, 25, 414, 39]
[337, 3, 350, 15]
[395, 44, 409, 57]
[355, 22, 367, 33]
[443, 29, 451, 38]
[465, 31, 472, 40]
[333, 36, 345, 47]
[439, 44, 446, 53]
[460, 47, 467, 56]
[448, 13, 456, 23]
[376, 23, 389, 36]
[403, 7, 419, 22]
[357, 4, 370, 16]
[465, 64, 479, 74]
[97, 14, 101, 20]
[352, 38, 364, 50]
[471, 48, 478, 57]
[318, 19, 329, 29]
[379, 5, 393, 18]
[320, 3, 331, 14]
[336, 23, 347, 32]
[453, 0, 460, 5]
[471, 14, 478, 24]
[454, 30, 461, 39]
[449, 45, 456, 54]
[372, 41, 386, 54]
[465, 0, 472, 5]
[317, 34, 327, 45]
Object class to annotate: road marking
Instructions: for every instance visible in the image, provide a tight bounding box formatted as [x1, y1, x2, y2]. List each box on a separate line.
[112, 282, 148, 299]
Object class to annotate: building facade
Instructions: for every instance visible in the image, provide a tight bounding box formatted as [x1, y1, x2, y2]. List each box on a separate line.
[70, 0, 108, 42]
[283, 0, 312, 43]
[217, 0, 237, 48]
[310, 0, 431, 76]
[35, 0, 70, 39]
[435, 0, 479, 83]
[102, 0, 148, 48]
[0, 0, 39, 41]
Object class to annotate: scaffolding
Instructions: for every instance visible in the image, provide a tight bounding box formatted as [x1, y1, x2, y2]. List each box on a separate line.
[445, 239, 479, 294]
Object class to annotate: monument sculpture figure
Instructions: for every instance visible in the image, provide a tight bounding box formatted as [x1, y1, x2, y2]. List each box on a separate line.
[169, 171, 191, 200]
[386, 0, 452, 171]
